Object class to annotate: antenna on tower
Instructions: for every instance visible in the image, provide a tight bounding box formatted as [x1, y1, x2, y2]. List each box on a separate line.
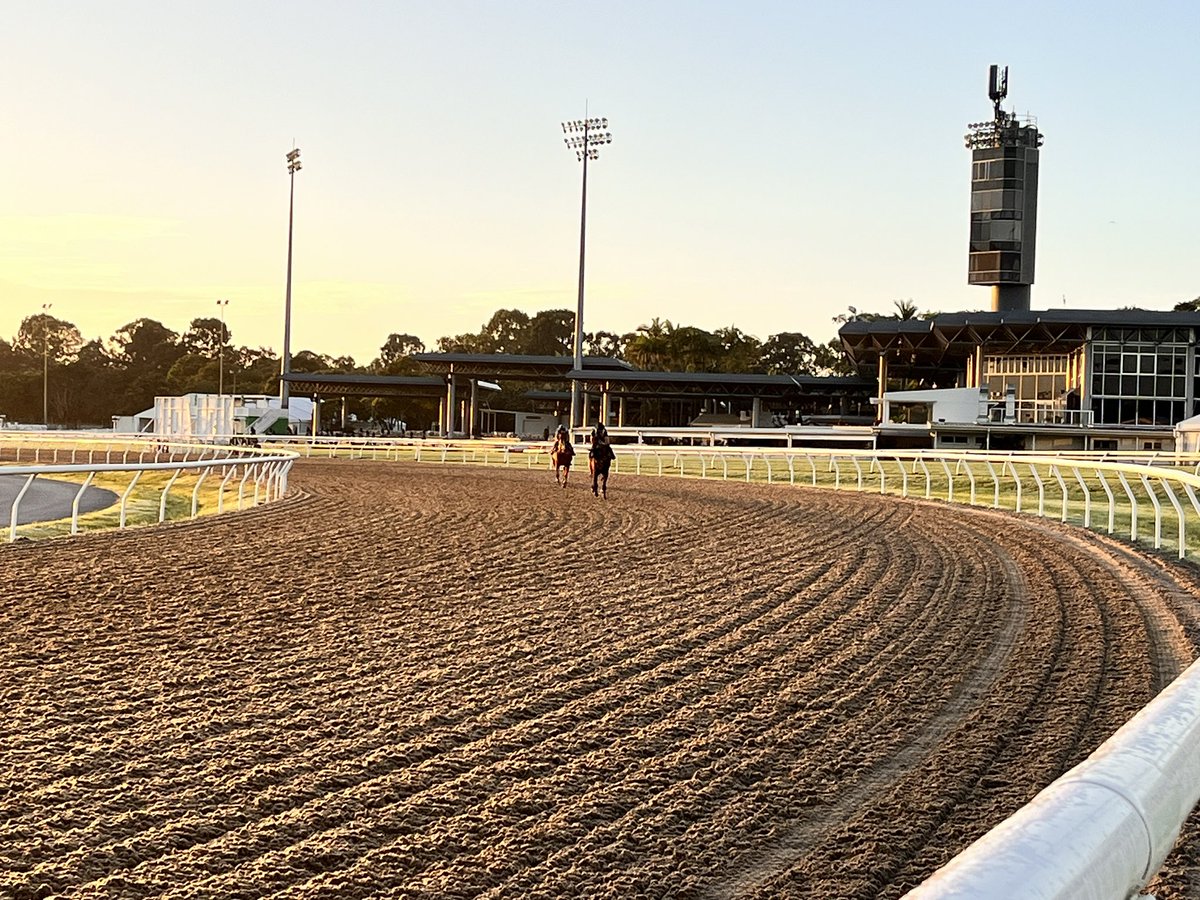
[988, 64, 1009, 121]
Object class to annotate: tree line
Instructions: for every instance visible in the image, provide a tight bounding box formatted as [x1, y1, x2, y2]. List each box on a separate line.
[0, 307, 864, 428]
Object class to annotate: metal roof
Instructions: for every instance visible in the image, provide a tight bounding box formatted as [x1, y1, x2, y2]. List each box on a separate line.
[280, 373, 446, 398]
[412, 353, 632, 379]
[839, 308, 1200, 381]
[567, 368, 875, 399]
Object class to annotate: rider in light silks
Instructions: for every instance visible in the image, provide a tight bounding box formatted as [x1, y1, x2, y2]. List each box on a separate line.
[551, 425, 575, 487]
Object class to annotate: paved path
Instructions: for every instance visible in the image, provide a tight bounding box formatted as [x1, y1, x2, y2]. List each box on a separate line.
[0, 473, 118, 525]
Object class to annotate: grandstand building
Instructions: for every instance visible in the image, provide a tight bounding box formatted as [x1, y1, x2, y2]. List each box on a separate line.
[839, 309, 1200, 451]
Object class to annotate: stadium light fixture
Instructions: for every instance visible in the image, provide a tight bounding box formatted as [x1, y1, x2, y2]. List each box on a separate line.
[216, 299, 230, 400]
[559, 112, 612, 430]
[41, 303, 52, 427]
[281, 146, 301, 409]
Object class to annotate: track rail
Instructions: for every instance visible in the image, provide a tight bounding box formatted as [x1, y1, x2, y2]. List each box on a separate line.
[0, 435, 297, 540]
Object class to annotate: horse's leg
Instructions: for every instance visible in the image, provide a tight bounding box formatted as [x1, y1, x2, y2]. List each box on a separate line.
[601, 468, 609, 499]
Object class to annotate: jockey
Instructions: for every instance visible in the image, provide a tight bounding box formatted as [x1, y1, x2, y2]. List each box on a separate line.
[551, 425, 575, 488]
[588, 422, 615, 498]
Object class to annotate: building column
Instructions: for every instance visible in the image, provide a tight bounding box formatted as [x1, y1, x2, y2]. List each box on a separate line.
[340, 396, 347, 431]
[618, 396, 626, 427]
[751, 397, 764, 428]
[469, 379, 479, 438]
[581, 392, 590, 429]
[600, 389, 611, 427]
[311, 397, 320, 437]
[446, 375, 456, 436]
[876, 355, 888, 424]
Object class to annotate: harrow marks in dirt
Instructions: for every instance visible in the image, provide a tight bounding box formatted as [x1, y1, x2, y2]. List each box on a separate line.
[1, 460, 1199, 899]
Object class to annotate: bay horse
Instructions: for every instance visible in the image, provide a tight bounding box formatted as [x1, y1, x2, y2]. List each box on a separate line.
[550, 430, 575, 487]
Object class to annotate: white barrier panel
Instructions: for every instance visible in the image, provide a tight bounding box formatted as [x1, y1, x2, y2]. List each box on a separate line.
[905, 654, 1200, 899]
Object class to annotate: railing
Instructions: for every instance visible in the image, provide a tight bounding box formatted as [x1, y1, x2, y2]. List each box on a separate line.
[261, 438, 1200, 560]
[987, 399, 1094, 427]
[0, 434, 298, 541]
[905, 653, 1200, 899]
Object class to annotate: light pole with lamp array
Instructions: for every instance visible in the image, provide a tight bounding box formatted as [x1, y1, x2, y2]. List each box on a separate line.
[561, 115, 612, 430]
[281, 146, 301, 409]
[216, 299, 230, 397]
[41, 303, 52, 427]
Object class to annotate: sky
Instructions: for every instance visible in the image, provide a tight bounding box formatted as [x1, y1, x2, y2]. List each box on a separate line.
[2, 1, 1198, 365]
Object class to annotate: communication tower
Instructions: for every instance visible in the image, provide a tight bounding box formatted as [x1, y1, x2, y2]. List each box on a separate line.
[964, 65, 1043, 312]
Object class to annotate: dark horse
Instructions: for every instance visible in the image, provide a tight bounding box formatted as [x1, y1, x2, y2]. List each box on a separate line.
[589, 440, 616, 498]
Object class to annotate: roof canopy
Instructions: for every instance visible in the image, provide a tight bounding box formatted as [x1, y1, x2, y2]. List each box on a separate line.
[569, 369, 874, 400]
[839, 308, 1200, 382]
[280, 373, 446, 398]
[412, 353, 632, 380]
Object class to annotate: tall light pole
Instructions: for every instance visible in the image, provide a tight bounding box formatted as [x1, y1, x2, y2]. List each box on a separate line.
[216, 299, 230, 397]
[561, 114, 612, 429]
[281, 146, 301, 409]
[41, 303, 52, 427]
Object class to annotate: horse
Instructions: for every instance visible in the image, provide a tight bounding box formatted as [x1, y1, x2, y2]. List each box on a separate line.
[550, 435, 575, 487]
[589, 440, 616, 498]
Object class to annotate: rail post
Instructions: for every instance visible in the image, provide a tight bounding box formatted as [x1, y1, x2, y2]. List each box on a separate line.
[1139, 474, 1163, 549]
[940, 458, 954, 502]
[119, 470, 142, 529]
[158, 469, 183, 523]
[191, 468, 210, 519]
[8, 473, 37, 542]
[1028, 463, 1046, 517]
[1116, 471, 1139, 541]
[70, 471, 97, 534]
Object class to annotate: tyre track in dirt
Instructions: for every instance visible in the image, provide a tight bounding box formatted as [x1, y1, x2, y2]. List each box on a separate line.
[1, 459, 1198, 899]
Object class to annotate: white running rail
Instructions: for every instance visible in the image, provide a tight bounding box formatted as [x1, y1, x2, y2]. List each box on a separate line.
[0, 434, 297, 541]
[905, 654, 1200, 899]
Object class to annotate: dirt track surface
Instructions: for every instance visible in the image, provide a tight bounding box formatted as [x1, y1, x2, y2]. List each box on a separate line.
[2, 459, 1200, 899]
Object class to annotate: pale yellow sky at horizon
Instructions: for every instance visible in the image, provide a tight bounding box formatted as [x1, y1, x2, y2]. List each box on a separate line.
[2, 2, 1197, 363]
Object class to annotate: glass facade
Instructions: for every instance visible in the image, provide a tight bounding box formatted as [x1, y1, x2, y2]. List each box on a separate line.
[1090, 327, 1191, 425]
[984, 354, 1069, 402]
[967, 141, 1039, 287]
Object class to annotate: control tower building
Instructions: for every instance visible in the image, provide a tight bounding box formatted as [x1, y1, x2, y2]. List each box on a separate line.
[965, 65, 1043, 312]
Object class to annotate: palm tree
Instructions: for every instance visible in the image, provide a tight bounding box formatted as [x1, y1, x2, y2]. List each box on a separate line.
[623, 318, 674, 370]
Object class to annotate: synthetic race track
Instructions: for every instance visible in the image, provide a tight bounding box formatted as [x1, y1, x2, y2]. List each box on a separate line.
[2, 459, 1200, 899]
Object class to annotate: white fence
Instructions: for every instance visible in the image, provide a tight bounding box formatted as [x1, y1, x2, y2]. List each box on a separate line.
[265, 437, 1200, 561]
[0, 434, 297, 541]
[905, 653, 1200, 899]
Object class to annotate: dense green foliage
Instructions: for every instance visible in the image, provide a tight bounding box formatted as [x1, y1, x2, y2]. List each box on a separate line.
[0, 309, 859, 428]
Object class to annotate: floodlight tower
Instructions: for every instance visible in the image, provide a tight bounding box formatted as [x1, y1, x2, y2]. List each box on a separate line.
[964, 65, 1043, 312]
[281, 146, 301, 409]
[561, 114, 612, 429]
[216, 298, 230, 397]
[41, 303, 52, 427]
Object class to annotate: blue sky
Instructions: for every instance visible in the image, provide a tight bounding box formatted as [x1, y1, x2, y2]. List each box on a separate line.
[2, 1, 1197, 363]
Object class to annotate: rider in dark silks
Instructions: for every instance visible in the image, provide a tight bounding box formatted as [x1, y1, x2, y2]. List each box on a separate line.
[588, 422, 616, 499]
